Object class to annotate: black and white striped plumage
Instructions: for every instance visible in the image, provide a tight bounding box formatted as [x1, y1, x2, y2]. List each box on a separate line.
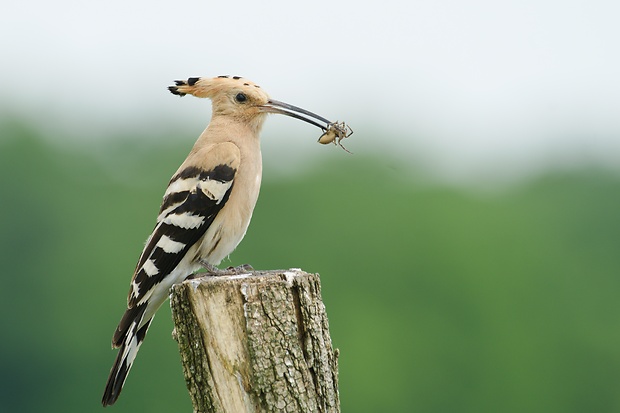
[102, 75, 339, 406]
[102, 143, 246, 405]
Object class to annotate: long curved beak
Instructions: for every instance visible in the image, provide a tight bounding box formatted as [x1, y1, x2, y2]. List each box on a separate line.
[259, 99, 332, 130]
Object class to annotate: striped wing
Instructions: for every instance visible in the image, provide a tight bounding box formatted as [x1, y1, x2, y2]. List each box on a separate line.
[129, 144, 240, 307]
[111, 143, 240, 348]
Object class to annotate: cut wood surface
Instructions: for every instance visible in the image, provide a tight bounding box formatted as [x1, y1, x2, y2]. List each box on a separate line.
[170, 269, 340, 413]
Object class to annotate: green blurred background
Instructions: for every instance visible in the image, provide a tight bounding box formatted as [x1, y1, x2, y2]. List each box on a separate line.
[1, 117, 619, 413]
[2, 1, 620, 410]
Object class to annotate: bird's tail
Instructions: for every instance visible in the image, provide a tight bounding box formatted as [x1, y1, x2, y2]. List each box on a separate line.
[102, 305, 152, 407]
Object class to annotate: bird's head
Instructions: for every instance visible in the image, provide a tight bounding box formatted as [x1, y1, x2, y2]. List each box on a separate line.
[169, 75, 335, 134]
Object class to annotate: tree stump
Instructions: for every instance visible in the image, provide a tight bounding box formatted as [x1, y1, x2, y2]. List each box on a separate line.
[169, 269, 340, 413]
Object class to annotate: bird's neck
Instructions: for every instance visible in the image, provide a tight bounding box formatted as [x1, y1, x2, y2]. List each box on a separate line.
[208, 115, 265, 140]
[190, 116, 263, 156]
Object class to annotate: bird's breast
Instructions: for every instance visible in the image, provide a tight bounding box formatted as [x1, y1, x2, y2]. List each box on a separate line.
[196, 146, 262, 265]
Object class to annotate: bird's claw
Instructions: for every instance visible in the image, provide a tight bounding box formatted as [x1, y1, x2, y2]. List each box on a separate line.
[198, 259, 254, 276]
[228, 263, 254, 273]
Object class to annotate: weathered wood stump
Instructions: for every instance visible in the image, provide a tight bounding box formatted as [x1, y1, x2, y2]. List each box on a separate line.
[170, 269, 340, 413]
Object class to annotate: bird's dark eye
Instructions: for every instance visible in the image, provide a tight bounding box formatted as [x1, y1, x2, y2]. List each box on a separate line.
[235, 93, 247, 103]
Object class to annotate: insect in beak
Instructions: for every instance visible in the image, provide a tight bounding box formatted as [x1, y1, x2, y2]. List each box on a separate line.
[317, 121, 354, 153]
[260, 100, 353, 152]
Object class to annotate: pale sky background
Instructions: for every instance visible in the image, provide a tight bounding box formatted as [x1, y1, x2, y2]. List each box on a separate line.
[1, 0, 619, 184]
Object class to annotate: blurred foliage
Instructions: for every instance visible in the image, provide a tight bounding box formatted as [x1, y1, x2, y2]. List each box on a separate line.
[1, 119, 619, 413]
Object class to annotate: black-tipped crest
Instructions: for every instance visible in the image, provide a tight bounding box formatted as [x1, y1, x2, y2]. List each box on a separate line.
[168, 86, 185, 96]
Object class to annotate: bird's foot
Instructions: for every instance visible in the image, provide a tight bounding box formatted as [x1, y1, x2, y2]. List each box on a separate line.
[228, 263, 254, 273]
[198, 259, 254, 276]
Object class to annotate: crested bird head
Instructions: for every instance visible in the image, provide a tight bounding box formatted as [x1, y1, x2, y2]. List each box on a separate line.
[169, 75, 336, 135]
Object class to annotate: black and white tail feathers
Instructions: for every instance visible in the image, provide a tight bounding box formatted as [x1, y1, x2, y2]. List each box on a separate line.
[102, 305, 150, 406]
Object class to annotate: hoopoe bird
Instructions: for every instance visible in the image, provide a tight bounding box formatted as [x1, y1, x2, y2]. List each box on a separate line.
[102, 75, 341, 406]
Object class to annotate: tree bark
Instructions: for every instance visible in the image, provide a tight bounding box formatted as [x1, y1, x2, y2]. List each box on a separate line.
[170, 269, 340, 413]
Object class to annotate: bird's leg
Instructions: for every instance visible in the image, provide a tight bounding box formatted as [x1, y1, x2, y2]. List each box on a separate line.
[198, 259, 226, 276]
